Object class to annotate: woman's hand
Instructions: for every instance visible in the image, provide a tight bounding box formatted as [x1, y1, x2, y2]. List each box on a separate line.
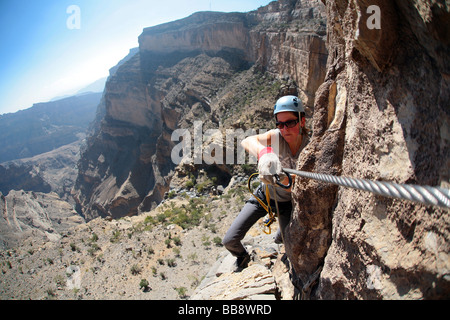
[258, 151, 282, 185]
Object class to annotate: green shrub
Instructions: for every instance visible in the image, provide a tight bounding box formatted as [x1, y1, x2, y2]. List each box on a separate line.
[166, 258, 177, 267]
[167, 190, 176, 199]
[90, 233, 99, 242]
[110, 230, 121, 243]
[213, 237, 223, 247]
[130, 264, 141, 275]
[185, 180, 194, 189]
[139, 279, 150, 291]
[175, 287, 188, 299]
[173, 236, 182, 246]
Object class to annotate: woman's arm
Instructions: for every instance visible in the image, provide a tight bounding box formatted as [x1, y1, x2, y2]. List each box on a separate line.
[242, 130, 283, 186]
[242, 130, 296, 192]
[241, 130, 276, 159]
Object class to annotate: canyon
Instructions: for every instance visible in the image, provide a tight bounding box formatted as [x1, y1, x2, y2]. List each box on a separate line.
[72, 0, 327, 221]
[1, 0, 448, 300]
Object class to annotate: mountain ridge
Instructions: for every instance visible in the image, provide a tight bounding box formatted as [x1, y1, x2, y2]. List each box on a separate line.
[73, 0, 327, 221]
[0, 92, 101, 163]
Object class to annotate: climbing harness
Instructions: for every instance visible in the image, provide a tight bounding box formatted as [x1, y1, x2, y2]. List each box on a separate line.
[247, 173, 275, 234]
[247, 170, 321, 299]
[247, 171, 292, 234]
[283, 168, 450, 209]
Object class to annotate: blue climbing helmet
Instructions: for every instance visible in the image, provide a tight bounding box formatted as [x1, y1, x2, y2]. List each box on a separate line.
[273, 95, 304, 115]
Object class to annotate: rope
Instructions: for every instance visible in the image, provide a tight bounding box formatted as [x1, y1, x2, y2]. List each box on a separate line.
[283, 168, 450, 209]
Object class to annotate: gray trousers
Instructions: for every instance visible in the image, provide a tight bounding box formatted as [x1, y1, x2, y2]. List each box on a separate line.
[222, 190, 292, 258]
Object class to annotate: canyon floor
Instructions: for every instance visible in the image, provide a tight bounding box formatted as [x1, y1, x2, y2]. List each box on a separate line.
[0, 180, 291, 300]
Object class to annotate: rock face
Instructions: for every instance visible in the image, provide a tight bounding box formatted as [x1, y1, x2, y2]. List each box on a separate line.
[285, 0, 450, 299]
[0, 92, 101, 163]
[250, 0, 327, 109]
[0, 190, 84, 249]
[0, 140, 83, 202]
[1, 0, 449, 301]
[73, 0, 327, 221]
[191, 235, 292, 300]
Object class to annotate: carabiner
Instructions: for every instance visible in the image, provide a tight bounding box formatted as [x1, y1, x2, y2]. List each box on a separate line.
[263, 225, 272, 235]
[274, 170, 292, 189]
[262, 216, 276, 234]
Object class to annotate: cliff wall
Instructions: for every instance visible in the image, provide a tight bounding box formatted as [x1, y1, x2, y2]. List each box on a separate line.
[0, 92, 101, 163]
[73, 0, 327, 221]
[286, 0, 449, 299]
[0, 190, 84, 249]
[2, 0, 448, 300]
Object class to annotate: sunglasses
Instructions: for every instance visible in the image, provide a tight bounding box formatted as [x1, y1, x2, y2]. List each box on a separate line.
[276, 119, 299, 129]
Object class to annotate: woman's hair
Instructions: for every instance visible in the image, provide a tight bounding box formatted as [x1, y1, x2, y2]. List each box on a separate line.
[275, 111, 309, 135]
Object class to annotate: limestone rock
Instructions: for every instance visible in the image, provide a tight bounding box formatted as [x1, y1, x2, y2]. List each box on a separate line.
[190, 230, 302, 300]
[0, 139, 83, 202]
[73, 0, 328, 221]
[191, 246, 279, 300]
[192, 262, 276, 300]
[0, 190, 84, 249]
[272, 254, 296, 300]
[0, 92, 101, 163]
[286, 0, 450, 299]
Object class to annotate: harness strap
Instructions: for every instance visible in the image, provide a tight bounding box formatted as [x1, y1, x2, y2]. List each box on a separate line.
[247, 173, 276, 234]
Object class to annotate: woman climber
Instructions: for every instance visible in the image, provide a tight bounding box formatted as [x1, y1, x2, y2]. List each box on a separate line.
[222, 95, 309, 271]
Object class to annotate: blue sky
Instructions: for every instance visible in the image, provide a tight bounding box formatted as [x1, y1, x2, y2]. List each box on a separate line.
[0, 0, 271, 115]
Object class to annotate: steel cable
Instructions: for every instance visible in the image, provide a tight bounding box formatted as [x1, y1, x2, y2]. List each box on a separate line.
[283, 168, 450, 209]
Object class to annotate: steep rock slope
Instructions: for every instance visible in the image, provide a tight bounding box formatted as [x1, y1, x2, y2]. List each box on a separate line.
[0, 92, 101, 163]
[0, 190, 84, 249]
[73, 0, 327, 221]
[285, 0, 449, 299]
[0, 139, 82, 201]
[0, 186, 253, 300]
[2, 0, 448, 301]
